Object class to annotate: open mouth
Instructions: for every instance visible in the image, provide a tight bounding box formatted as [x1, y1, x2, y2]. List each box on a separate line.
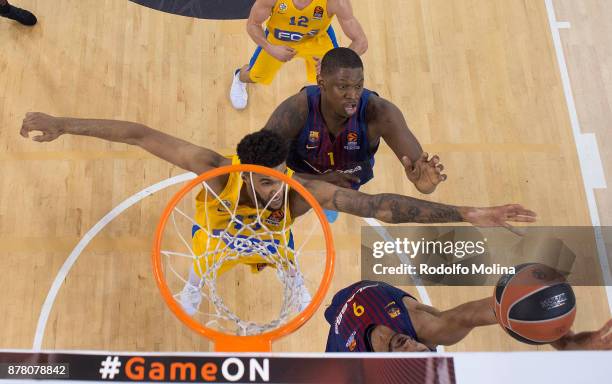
[344, 102, 358, 115]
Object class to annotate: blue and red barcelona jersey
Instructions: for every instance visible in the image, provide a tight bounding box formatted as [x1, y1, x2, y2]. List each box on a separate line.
[324, 281, 420, 352]
[287, 86, 379, 189]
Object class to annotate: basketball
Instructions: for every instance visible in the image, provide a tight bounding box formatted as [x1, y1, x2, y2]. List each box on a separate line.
[494, 263, 576, 345]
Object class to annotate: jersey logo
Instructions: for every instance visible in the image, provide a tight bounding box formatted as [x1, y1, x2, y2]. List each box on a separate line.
[313, 6, 324, 20]
[274, 29, 305, 42]
[344, 132, 361, 151]
[306, 130, 320, 149]
[385, 301, 401, 318]
[265, 210, 285, 226]
[345, 331, 357, 351]
[278, 3, 288, 14]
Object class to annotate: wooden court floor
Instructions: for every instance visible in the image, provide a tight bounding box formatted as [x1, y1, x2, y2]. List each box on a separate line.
[0, 0, 610, 352]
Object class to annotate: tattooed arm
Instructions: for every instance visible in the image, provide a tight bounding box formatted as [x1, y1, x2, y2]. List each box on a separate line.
[292, 177, 537, 226]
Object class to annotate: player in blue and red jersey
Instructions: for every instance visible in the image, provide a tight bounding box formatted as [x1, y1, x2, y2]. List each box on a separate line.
[263, 48, 444, 221]
[325, 280, 612, 352]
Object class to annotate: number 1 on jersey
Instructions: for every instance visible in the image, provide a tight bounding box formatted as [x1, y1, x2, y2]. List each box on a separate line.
[327, 152, 335, 166]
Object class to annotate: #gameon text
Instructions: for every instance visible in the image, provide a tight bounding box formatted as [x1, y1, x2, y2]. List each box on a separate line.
[372, 238, 487, 259]
[124, 357, 269, 382]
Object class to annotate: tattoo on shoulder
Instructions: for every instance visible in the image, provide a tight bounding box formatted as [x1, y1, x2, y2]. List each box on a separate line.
[332, 190, 462, 223]
[264, 93, 307, 138]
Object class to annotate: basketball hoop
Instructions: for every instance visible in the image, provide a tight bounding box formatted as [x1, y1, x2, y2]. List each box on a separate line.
[152, 164, 335, 352]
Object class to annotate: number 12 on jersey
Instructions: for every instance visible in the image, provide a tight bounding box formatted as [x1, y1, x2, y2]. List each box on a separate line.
[289, 16, 309, 27]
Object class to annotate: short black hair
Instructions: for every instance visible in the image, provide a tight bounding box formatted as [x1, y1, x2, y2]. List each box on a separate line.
[237, 130, 288, 168]
[320, 47, 364, 77]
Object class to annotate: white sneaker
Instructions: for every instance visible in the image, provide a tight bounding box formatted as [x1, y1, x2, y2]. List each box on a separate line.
[179, 283, 202, 316]
[230, 70, 248, 110]
[285, 272, 311, 312]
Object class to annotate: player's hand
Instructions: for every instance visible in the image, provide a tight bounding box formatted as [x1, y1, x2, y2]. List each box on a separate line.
[20, 112, 65, 142]
[267, 44, 297, 62]
[320, 171, 360, 189]
[553, 319, 612, 350]
[402, 153, 446, 194]
[462, 204, 537, 228]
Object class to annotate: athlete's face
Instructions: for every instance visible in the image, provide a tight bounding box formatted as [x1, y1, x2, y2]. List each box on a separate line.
[319, 67, 365, 118]
[243, 163, 287, 211]
[370, 325, 430, 352]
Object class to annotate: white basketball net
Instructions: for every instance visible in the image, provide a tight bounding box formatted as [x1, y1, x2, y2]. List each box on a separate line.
[160, 171, 322, 336]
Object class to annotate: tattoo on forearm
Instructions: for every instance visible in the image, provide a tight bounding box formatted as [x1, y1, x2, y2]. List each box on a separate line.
[332, 190, 463, 223]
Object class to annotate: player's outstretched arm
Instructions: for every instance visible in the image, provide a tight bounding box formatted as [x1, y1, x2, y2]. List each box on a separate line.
[403, 296, 497, 348]
[20, 112, 226, 175]
[331, 0, 368, 55]
[369, 96, 446, 195]
[409, 296, 612, 350]
[298, 177, 537, 226]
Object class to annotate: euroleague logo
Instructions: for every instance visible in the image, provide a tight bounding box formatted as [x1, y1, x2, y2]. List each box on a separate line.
[345, 331, 357, 351]
[313, 6, 325, 20]
[265, 210, 285, 226]
[344, 132, 360, 151]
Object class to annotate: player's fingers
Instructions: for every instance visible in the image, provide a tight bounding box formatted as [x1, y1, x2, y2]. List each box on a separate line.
[515, 208, 538, 218]
[343, 173, 360, 183]
[430, 155, 440, 165]
[420, 152, 429, 163]
[507, 215, 537, 223]
[506, 204, 537, 218]
[32, 134, 47, 142]
[436, 163, 445, 172]
[438, 173, 448, 182]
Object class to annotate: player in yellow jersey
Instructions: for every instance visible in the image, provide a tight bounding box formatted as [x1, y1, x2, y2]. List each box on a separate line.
[191, 153, 297, 278]
[21, 112, 537, 315]
[230, 0, 368, 109]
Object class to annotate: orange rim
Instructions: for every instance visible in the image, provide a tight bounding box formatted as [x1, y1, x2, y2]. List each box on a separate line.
[152, 164, 335, 352]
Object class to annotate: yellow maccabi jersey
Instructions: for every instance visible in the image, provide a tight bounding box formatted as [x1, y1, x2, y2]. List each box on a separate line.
[192, 155, 295, 276]
[266, 0, 333, 45]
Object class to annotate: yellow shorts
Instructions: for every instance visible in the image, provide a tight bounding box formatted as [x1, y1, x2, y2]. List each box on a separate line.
[191, 227, 295, 276]
[248, 26, 339, 85]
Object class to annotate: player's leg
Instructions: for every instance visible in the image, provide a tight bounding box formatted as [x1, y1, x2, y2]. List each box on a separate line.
[179, 227, 209, 315]
[230, 40, 284, 110]
[0, 0, 37, 26]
